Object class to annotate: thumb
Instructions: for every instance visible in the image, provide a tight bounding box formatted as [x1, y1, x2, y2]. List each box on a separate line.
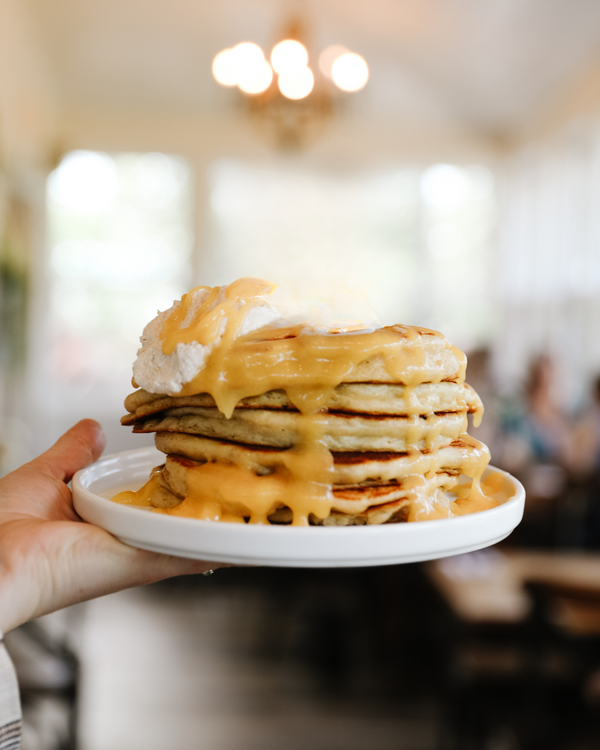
[31, 419, 106, 483]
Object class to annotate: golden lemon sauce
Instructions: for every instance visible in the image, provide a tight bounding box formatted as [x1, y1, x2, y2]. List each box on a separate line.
[113, 278, 497, 525]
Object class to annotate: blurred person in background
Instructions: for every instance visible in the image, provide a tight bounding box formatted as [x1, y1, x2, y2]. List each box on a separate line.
[566, 376, 600, 548]
[569, 375, 600, 479]
[464, 348, 502, 459]
[499, 354, 570, 546]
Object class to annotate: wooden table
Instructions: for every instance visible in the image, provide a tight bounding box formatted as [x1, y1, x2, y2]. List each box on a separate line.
[426, 548, 600, 625]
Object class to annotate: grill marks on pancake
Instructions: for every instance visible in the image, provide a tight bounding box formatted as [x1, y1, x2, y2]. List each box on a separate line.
[122, 382, 483, 425]
[331, 450, 406, 464]
[152, 431, 488, 490]
[130, 406, 468, 454]
[121, 369, 486, 523]
[152, 433, 456, 461]
[133, 406, 459, 426]
[155, 432, 289, 454]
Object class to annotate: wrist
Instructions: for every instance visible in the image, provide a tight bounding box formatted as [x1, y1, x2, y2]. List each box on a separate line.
[0, 582, 20, 634]
[0, 563, 37, 634]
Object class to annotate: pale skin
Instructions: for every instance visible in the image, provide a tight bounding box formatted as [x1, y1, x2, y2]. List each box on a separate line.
[0, 419, 220, 634]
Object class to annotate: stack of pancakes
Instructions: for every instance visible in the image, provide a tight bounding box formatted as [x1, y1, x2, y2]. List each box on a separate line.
[121, 339, 488, 525]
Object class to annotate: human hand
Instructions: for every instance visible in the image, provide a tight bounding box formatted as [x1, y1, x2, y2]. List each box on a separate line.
[0, 420, 219, 633]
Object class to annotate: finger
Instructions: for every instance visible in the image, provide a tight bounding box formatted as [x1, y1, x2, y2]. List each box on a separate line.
[20, 529, 229, 628]
[32, 419, 106, 483]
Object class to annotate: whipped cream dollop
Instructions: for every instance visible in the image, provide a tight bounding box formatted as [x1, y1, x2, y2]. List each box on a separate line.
[132, 278, 381, 395]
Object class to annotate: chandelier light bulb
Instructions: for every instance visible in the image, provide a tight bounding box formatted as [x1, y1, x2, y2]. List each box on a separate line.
[229, 43, 272, 95]
[271, 40, 309, 75]
[318, 45, 349, 80]
[233, 42, 266, 70]
[212, 48, 238, 87]
[278, 66, 314, 100]
[331, 52, 369, 92]
[238, 59, 274, 94]
[212, 43, 267, 89]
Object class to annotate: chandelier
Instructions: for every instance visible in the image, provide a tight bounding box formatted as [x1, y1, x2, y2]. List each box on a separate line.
[211, 20, 369, 148]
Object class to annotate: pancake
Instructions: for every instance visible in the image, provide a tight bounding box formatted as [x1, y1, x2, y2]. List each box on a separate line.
[151, 453, 461, 525]
[236, 325, 465, 388]
[122, 382, 482, 424]
[153, 432, 489, 485]
[131, 319, 468, 402]
[131, 406, 468, 452]
[113, 278, 496, 526]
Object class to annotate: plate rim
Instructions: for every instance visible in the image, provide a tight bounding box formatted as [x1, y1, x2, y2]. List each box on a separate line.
[72, 446, 526, 567]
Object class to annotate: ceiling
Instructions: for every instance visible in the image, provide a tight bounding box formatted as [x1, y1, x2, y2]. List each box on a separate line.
[23, 0, 600, 139]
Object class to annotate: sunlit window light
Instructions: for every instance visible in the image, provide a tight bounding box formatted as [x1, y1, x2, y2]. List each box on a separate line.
[48, 151, 118, 215]
[45, 151, 193, 392]
[421, 165, 470, 211]
[427, 223, 466, 259]
[207, 159, 495, 350]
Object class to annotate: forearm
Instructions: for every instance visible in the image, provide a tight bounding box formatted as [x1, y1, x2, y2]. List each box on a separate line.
[0, 560, 24, 635]
[0, 573, 30, 635]
[0, 523, 45, 634]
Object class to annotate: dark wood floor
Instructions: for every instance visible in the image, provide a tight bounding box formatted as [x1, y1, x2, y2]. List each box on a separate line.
[76, 569, 440, 750]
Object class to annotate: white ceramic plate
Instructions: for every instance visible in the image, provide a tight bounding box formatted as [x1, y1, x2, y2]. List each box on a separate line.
[72, 447, 525, 568]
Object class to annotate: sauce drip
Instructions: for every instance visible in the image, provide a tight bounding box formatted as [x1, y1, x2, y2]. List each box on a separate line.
[113, 279, 496, 524]
[158, 279, 458, 419]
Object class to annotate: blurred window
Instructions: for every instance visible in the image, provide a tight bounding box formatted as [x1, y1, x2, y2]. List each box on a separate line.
[38, 150, 193, 426]
[206, 159, 495, 349]
[496, 125, 600, 405]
